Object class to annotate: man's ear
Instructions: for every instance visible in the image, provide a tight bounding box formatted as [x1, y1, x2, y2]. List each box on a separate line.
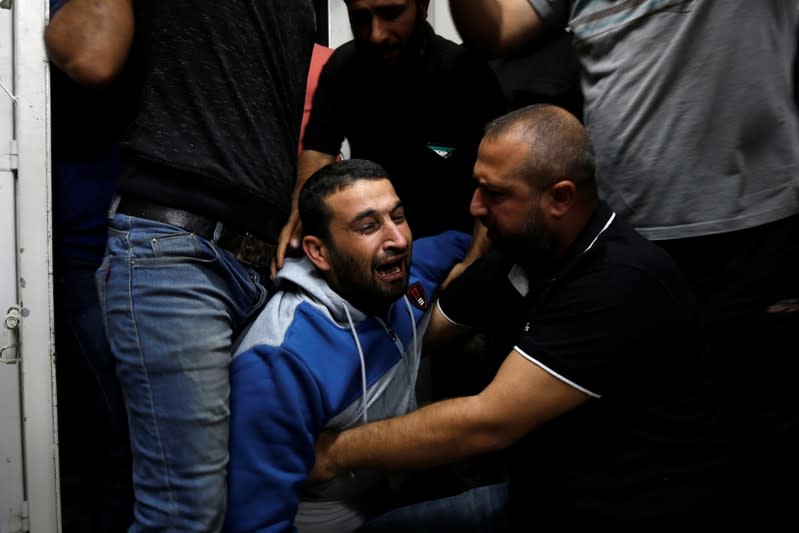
[303, 235, 332, 272]
[546, 180, 577, 219]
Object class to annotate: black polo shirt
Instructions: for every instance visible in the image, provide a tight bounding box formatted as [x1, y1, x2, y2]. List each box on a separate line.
[439, 201, 729, 530]
[302, 23, 506, 237]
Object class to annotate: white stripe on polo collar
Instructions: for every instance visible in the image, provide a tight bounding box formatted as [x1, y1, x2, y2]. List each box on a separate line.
[505, 210, 616, 298]
[583, 211, 616, 254]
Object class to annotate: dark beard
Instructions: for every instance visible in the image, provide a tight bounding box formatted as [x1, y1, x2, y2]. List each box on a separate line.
[354, 16, 428, 68]
[494, 225, 555, 270]
[326, 247, 409, 317]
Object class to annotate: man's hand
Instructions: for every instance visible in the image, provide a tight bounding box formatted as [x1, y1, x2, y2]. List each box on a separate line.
[271, 209, 303, 279]
[310, 430, 341, 482]
[441, 219, 492, 290]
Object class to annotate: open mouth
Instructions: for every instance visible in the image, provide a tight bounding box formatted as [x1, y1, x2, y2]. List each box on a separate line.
[375, 257, 406, 281]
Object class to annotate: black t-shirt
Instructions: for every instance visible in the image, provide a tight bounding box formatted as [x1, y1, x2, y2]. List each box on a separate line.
[119, 0, 315, 242]
[488, 29, 583, 119]
[303, 23, 506, 237]
[439, 202, 729, 530]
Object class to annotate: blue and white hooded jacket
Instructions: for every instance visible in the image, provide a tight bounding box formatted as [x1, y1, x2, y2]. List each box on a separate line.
[225, 231, 470, 533]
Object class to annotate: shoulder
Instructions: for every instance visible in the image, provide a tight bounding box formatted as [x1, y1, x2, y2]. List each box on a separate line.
[233, 289, 303, 356]
[429, 33, 465, 56]
[315, 41, 362, 96]
[429, 33, 496, 74]
[598, 219, 686, 292]
[411, 231, 471, 273]
[232, 284, 353, 362]
[324, 41, 358, 72]
[561, 226, 693, 323]
[426, 33, 504, 110]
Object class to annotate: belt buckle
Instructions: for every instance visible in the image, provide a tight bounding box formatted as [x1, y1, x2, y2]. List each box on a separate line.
[236, 233, 275, 269]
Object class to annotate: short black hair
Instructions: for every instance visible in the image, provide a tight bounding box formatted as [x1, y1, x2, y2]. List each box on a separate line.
[299, 159, 391, 242]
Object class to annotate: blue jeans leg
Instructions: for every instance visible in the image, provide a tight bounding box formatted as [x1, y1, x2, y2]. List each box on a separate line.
[97, 214, 268, 532]
[357, 483, 510, 533]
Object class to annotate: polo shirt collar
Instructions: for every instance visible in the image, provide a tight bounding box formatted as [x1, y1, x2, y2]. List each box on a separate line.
[550, 200, 616, 279]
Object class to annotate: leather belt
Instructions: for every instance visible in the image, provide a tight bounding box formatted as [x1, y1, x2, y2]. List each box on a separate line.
[116, 197, 275, 270]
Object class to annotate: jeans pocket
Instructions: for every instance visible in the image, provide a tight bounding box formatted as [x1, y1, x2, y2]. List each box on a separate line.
[145, 233, 219, 264]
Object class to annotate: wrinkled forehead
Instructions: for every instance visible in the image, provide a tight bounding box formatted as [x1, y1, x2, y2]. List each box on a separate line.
[325, 178, 401, 222]
[475, 135, 532, 186]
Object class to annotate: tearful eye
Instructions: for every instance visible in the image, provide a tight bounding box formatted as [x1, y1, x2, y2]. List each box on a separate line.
[358, 223, 377, 235]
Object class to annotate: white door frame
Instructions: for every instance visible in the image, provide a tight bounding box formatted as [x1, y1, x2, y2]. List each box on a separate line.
[0, 3, 27, 533]
[1, 0, 59, 531]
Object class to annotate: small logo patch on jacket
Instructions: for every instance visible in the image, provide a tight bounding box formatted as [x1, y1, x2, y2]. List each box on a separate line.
[406, 282, 428, 311]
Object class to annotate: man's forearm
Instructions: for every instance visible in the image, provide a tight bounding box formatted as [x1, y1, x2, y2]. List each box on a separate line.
[45, 0, 134, 87]
[441, 221, 491, 291]
[326, 395, 505, 473]
[314, 350, 587, 482]
[449, 0, 505, 54]
[294, 149, 337, 205]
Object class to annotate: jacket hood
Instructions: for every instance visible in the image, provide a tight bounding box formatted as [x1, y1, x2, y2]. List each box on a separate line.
[274, 256, 420, 429]
[275, 256, 369, 326]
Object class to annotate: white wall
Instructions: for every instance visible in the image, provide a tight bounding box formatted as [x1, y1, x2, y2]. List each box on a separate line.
[328, 1, 352, 49]
[429, 0, 459, 42]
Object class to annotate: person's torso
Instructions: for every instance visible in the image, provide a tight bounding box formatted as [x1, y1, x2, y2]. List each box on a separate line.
[119, 0, 315, 240]
[315, 35, 504, 236]
[532, 0, 799, 239]
[441, 204, 728, 528]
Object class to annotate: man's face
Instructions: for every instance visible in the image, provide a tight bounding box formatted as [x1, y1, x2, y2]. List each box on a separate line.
[470, 136, 555, 259]
[322, 178, 413, 315]
[345, 0, 427, 63]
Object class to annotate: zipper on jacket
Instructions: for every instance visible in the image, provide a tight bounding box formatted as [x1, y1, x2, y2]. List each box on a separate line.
[376, 317, 402, 349]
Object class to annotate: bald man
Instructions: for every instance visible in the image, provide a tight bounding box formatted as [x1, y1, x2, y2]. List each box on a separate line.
[312, 104, 729, 532]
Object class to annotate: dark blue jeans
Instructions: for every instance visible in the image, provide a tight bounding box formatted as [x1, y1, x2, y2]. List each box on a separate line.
[55, 257, 134, 532]
[357, 483, 510, 533]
